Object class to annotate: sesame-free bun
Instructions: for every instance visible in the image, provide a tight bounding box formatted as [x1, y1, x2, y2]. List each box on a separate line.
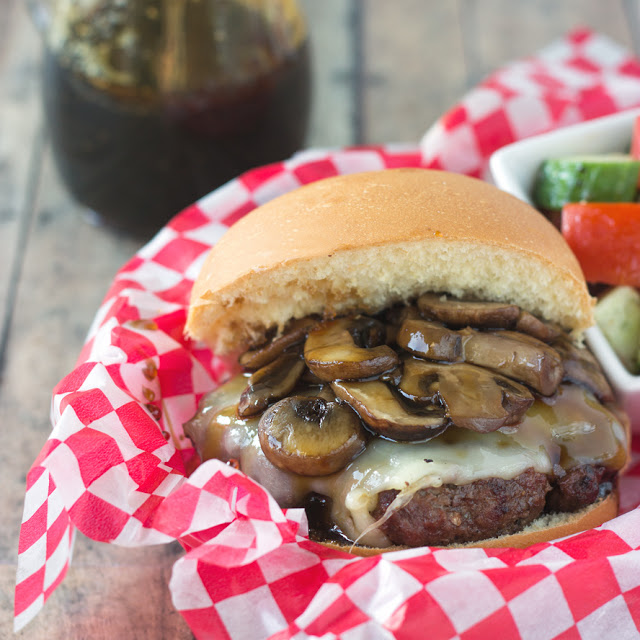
[186, 168, 594, 353]
[320, 490, 619, 555]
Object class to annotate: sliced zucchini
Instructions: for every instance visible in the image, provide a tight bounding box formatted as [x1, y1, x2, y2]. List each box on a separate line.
[594, 285, 640, 374]
[533, 153, 640, 212]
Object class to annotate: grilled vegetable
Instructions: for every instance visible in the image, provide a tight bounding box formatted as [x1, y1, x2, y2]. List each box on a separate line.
[594, 286, 640, 374]
[533, 154, 640, 212]
[561, 202, 640, 287]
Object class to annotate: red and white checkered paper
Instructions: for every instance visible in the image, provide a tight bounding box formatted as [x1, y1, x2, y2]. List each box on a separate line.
[15, 29, 640, 638]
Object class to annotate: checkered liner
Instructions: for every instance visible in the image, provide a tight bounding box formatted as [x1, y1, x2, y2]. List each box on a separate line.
[15, 29, 640, 638]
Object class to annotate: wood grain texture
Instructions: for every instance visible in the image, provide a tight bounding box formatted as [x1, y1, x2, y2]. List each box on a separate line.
[362, 0, 466, 143]
[301, 0, 357, 146]
[0, 146, 154, 637]
[1, 2, 638, 638]
[363, 0, 635, 144]
[1, 3, 353, 638]
[4, 543, 193, 639]
[623, 0, 640, 54]
[0, 0, 43, 365]
[458, 0, 633, 87]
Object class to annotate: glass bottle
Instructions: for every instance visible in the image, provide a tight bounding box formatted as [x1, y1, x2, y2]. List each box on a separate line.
[30, 0, 311, 237]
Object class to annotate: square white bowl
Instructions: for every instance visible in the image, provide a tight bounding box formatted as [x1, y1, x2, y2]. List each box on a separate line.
[490, 108, 640, 427]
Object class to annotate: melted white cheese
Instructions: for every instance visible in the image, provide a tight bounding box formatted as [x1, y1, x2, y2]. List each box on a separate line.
[319, 427, 552, 546]
[189, 375, 627, 548]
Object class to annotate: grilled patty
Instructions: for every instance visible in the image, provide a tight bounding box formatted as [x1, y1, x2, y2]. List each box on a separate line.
[370, 465, 609, 547]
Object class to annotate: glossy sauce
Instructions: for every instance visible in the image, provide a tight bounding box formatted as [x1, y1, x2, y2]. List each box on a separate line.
[184, 374, 628, 547]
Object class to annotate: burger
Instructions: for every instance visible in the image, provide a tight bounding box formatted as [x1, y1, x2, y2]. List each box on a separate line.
[183, 168, 630, 552]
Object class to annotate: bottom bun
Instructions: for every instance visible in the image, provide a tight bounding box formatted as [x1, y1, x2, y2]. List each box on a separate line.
[319, 490, 619, 556]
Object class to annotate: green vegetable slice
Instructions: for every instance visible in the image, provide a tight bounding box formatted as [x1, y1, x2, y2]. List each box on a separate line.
[594, 285, 640, 374]
[533, 153, 640, 212]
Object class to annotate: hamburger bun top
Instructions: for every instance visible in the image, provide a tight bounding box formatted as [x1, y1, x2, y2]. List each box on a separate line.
[186, 168, 594, 353]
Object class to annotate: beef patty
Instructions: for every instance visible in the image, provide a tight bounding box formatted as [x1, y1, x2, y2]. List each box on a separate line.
[370, 464, 609, 547]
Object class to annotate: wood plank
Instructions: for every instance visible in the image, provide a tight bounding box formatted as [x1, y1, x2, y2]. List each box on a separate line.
[0, 143, 145, 636]
[3, 2, 637, 638]
[2, 3, 357, 638]
[623, 0, 640, 55]
[301, 0, 357, 146]
[362, 0, 467, 144]
[4, 544, 193, 639]
[363, 0, 636, 147]
[0, 0, 44, 362]
[460, 0, 634, 87]
[0, 141, 141, 462]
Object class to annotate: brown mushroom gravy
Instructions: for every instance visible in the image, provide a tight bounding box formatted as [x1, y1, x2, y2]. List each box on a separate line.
[184, 294, 627, 547]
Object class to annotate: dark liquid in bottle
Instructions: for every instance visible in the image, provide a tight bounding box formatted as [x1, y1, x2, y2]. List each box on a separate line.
[43, 4, 311, 238]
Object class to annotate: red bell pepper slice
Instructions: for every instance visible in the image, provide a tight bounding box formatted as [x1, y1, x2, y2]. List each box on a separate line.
[561, 202, 640, 287]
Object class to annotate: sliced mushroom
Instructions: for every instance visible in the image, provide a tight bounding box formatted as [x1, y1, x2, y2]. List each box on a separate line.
[397, 357, 441, 405]
[237, 352, 306, 417]
[184, 374, 257, 462]
[396, 319, 462, 361]
[347, 315, 388, 348]
[399, 358, 533, 432]
[384, 305, 421, 344]
[461, 329, 563, 396]
[553, 336, 614, 403]
[397, 319, 563, 395]
[304, 316, 400, 382]
[258, 396, 366, 476]
[297, 383, 337, 402]
[385, 304, 420, 326]
[418, 293, 520, 328]
[515, 311, 562, 343]
[301, 367, 325, 385]
[239, 317, 317, 370]
[331, 379, 448, 441]
[417, 293, 562, 343]
[380, 366, 403, 387]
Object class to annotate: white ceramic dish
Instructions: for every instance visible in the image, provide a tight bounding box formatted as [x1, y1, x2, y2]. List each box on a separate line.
[490, 108, 640, 426]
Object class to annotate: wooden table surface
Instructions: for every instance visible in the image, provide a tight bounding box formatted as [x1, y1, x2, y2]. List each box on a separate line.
[1, 1, 638, 638]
